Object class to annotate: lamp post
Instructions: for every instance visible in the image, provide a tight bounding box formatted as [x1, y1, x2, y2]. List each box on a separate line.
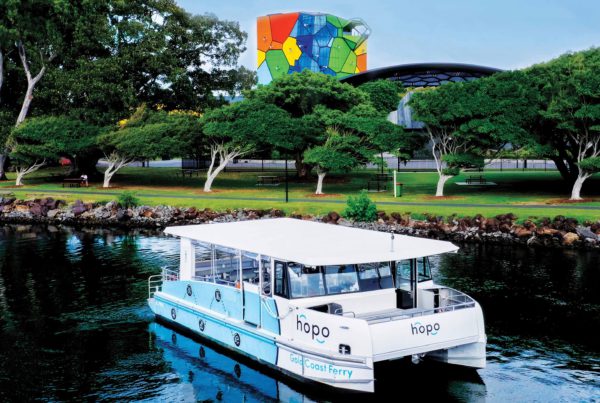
[285, 158, 289, 203]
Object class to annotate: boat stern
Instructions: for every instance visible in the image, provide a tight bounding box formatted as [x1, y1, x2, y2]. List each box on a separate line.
[368, 295, 486, 369]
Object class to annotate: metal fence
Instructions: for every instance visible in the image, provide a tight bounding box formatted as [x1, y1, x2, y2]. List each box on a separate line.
[110, 157, 559, 172]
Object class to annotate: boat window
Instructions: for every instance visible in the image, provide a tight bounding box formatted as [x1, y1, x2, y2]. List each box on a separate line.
[274, 261, 288, 298]
[324, 265, 359, 294]
[288, 263, 326, 298]
[357, 262, 394, 291]
[398, 260, 412, 279]
[241, 251, 259, 284]
[193, 241, 213, 281]
[213, 246, 239, 286]
[378, 263, 394, 288]
[261, 257, 272, 296]
[417, 257, 432, 282]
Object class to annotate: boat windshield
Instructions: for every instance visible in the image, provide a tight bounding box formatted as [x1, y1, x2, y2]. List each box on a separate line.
[288, 264, 326, 298]
[275, 261, 396, 299]
[324, 265, 360, 294]
[357, 262, 394, 291]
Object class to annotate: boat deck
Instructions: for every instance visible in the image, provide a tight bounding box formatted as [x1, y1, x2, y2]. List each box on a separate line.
[356, 307, 430, 324]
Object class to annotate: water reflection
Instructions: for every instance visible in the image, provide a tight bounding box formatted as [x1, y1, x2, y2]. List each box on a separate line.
[0, 225, 597, 401]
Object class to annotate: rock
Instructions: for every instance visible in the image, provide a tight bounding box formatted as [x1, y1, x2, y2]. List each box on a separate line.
[482, 218, 500, 232]
[47, 209, 61, 219]
[576, 226, 598, 240]
[514, 227, 532, 238]
[14, 204, 29, 213]
[1, 197, 16, 205]
[537, 227, 559, 236]
[184, 207, 197, 219]
[105, 201, 118, 211]
[72, 205, 87, 216]
[29, 204, 43, 216]
[562, 232, 579, 245]
[80, 211, 94, 218]
[116, 210, 130, 222]
[326, 211, 340, 224]
[270, 209, 285, 218]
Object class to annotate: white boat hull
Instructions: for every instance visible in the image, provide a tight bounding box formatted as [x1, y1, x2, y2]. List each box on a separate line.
[148, 280, 485, 393]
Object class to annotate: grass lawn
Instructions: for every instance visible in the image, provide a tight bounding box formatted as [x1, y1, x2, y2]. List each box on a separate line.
[1, 167, 599, 222]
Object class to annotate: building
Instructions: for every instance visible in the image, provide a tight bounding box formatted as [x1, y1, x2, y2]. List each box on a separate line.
[257, 12, 370, 84]
[341, 63, 502, 129]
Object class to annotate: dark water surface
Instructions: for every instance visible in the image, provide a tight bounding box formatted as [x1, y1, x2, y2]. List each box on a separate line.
[0, 224, 598, 402]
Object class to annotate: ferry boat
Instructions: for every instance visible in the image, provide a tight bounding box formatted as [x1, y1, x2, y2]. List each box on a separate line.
[148, 218, 486, 393]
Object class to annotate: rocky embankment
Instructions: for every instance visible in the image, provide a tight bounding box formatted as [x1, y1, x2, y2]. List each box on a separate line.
[1, 196, 599, 249]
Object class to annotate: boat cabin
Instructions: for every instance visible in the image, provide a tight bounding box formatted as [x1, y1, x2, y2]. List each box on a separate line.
[164, 218, 459, 317]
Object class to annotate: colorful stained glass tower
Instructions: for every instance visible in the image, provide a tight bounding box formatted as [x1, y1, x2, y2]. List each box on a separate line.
[257, 12, 370, 84]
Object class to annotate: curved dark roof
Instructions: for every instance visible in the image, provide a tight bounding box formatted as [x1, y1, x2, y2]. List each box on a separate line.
[340, 63, 502, 87]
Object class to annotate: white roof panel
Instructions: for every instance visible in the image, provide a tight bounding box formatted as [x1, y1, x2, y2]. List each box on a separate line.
[164, 218, 458, 266]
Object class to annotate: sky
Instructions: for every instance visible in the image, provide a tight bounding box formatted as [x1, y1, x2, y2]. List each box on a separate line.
[176, 0, 600, 72]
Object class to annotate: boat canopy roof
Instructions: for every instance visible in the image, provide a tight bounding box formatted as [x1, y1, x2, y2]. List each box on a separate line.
[164, 218, 458, 266]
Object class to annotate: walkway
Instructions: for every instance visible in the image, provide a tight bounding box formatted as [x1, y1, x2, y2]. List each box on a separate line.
[23, 189, 600, 211]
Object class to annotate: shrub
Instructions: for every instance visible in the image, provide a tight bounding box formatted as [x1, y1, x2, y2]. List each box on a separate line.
[343, 190, 377, 222]
[117, 191, 140, 209]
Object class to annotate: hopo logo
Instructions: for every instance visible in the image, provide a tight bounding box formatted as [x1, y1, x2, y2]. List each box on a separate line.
[411, 321, 440, 336]
[297, 314, 330, 344]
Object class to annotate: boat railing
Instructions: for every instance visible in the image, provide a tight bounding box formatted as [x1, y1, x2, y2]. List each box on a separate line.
[361, 287, 476, 324]
[148, 267, 180, 299]
[436, 287, 475, 310]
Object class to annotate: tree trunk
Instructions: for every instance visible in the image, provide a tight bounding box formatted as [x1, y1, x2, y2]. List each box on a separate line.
[102, 153, 130, 188]
[0, 48, 4, 104]
[295, 153, 312, 179]
[315, 171, 326, 195]
[0, 50, 6, 180]
[0, 153, 7, 181]
[103, 170, 113, 188]
[570, 170, 591, 201]
[16, 84, 34, 126]
[15, 171, 26, 186]
[435, 174, 453, 197]
[203, 161, 228, 192]
[14, 161, 45, 186]
[551, 156, 577, 184]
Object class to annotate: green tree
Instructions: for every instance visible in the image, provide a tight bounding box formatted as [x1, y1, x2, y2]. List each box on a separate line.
[526, 48, 600, 200]
[410, 83, 483, 196]
[306, 104, 423, 194]
[248, 70, 368, 178]
[304, 127, 373, 195]
[9, 116, 101, 185]
[99, 106, 202, 188]
[410, 71, 535, 196]
[0, 1, 254, 178]
[358, 80, 401, 114]
[202, 99, 296, 192]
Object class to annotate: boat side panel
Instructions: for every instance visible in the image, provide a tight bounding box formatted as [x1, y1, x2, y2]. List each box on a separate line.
[279, 305, 374, 357]
[163, 281, 243, 320]
[151, 294, 279, 364]
[261, 297, 281, 335]
[369, 305, 484, 360]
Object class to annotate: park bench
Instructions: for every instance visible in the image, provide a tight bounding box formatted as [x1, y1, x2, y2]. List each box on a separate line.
[367, 180, 388, 192]
[62, 178, 88, 188]
[256, 175, 280, 186]
[466, 175, 487, 184]
[176, 169, 202, 178]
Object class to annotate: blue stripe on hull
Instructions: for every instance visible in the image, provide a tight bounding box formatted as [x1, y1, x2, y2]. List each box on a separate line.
[152, 295, 278, 365]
